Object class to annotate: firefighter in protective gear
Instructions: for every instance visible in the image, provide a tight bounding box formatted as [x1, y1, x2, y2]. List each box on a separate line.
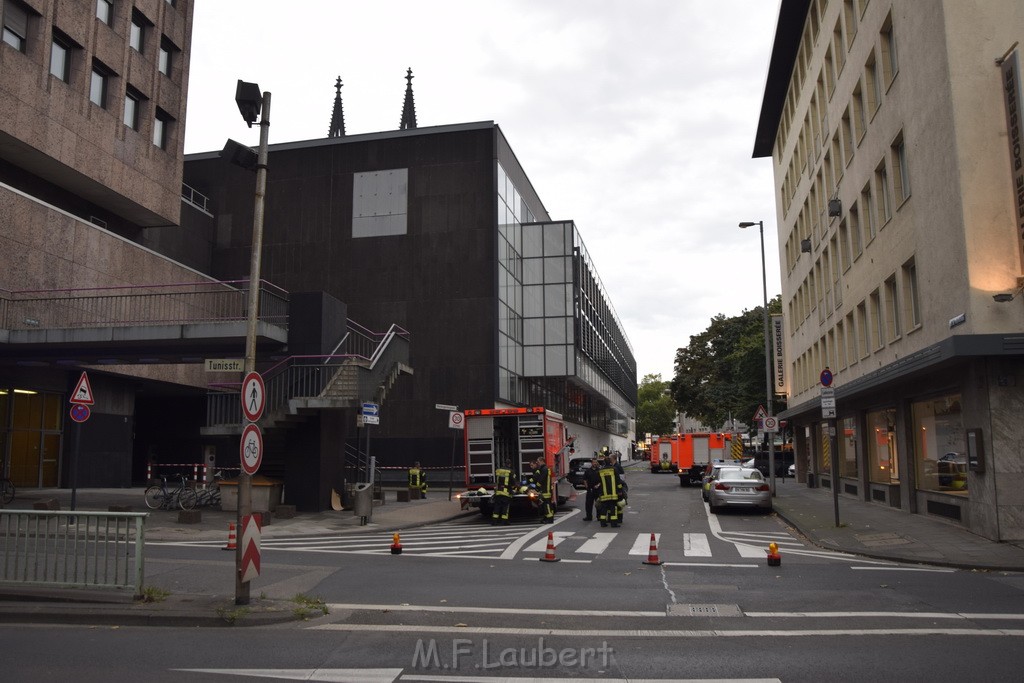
[408, 462, 428, 499]
[491, 463, 516, 525]
[596, 459, 625, 527]
[530, 456, 555, 523]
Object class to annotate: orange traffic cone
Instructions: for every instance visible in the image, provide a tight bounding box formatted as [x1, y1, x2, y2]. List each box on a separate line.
[222, 522, 236, 551]
[643, 532, 663, 565]
[767, 541, 781, 567]
[391, 533, 403, 555]
[539, 531, 560, 562]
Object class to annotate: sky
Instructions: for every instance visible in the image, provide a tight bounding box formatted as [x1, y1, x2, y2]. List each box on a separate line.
[183, 0, 783, 382]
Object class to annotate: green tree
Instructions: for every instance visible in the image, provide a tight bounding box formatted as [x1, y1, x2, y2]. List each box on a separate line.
[636, 374, 677, 438]
[670, 297, 786, 430]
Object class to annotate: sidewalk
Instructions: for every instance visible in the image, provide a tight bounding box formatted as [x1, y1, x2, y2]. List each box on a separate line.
[2, 477, 1023, 627]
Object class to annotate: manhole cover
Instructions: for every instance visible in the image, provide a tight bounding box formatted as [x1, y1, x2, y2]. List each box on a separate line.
[667, 603, 743, 617]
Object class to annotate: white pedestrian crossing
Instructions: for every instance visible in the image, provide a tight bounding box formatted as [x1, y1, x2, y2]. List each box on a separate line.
[683, 532, 712, 556]
[576, 532, 617, 554]
[629, 533, 661, 555]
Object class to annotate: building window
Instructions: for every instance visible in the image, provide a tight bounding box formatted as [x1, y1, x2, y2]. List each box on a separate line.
[867, 407, 899, 485]
[158, 37, 173, 75]
[839, 219, 851, 271]
[153, 109, 171, 148]
[89, 62, 109, 108]
[838, 416, 858, 477]
[845, 311, 857, 366]
[881, 13, 898, 85]
[2, 0, 29, 52]
[843, 0, 857, 50]
[129, 12, 144, 52]
[865, 51, 881, 115]
[892, 133, 911, 203]
[841, 107, 854, 164]
[902, 258, 921, 328]
[875, 161, 891, 226]
[861, 182, 876, 242]
[870, 288, 884, 349]
[912, 395, 966, 494]
[849, 202, 862, 258]
[884, 275, 900, 340]
[124, 88, 141, 129]
[96, 0, 113, 25]
[852, 84, 866, 144]
[856, 300, 868, 359]
[50, 32, 71, 82]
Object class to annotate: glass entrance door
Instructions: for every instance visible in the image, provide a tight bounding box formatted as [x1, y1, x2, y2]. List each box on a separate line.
[2, 389, 63, 488]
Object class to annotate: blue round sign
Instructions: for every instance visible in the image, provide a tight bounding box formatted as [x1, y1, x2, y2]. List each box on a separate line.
[820, 368, 833, 387]
[69, 404, 91, 423]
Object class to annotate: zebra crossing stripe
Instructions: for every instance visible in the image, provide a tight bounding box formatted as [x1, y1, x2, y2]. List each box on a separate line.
[576, 532, 617, 554]
[683, 533, 712, 557]
[629, 533, 660, 555]
[524, 531, 574, 553]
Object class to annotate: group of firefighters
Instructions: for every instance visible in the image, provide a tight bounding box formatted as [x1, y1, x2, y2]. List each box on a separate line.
[410, 447, 628, 526]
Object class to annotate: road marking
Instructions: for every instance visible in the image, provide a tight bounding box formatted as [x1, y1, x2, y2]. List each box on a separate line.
[629, 533, 660, 555]
[311, 623, 1024, 638]
[325, 603, 666, 617]
[577, 532, 617, 554]
[663, 562, 759, 568]
[175, 669, 402, 682]
[851, 566, 956, 573]
[683, 533, 712, 556]
[744, 611, 1024, 619]
[499, 510, 577, 559]
[524, 531, 575, 552]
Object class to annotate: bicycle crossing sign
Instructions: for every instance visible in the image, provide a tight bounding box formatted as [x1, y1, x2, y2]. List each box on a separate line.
[240, 423, 263, 475]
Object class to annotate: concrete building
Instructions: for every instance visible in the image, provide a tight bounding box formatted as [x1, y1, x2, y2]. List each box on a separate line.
[0, 1, 636, 510]
[754, 0, 1024, 539]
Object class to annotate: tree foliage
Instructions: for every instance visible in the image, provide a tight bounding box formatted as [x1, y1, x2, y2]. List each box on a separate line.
[636, 374, 677, 438]
[670, 297, 786, 430]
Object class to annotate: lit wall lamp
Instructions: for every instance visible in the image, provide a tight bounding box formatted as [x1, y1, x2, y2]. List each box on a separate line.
[993, 276, 1024, 302]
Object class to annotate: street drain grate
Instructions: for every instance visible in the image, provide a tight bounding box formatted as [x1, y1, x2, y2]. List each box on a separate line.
[667, 603, 743, 617]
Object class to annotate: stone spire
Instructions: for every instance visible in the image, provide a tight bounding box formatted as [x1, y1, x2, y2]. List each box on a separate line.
[328, 76, 346, 138]
[399, 67, 417, 130]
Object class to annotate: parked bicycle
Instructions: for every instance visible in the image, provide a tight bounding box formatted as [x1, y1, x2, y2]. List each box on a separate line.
[144, 474, 197, 511]
[1, 476, 14, 505]
[193, 470, 223, 508]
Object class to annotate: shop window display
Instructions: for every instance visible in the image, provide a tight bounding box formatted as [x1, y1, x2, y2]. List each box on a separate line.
[866, 408, 898, 484]
[913, 395, 966, 494]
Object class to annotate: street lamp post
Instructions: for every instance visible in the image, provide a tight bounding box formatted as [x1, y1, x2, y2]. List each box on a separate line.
[234, 80, 270, 606]
[739, 220, 775, 496]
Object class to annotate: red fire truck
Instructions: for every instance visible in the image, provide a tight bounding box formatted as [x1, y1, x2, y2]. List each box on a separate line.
[455, 407, 574, 518]
[650, 433, 734, 486]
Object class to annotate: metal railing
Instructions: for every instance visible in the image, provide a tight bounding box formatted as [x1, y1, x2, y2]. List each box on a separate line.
[206, 322, 410, 427]
[0, 510, 147, 597]
[0, 279, 288, 331]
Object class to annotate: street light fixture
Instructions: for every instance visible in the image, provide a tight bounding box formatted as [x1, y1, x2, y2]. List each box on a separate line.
[234, 79, 271, 606]
[739, 220, 776, 496]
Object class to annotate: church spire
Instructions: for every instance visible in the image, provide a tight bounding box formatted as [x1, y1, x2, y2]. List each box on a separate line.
[399, 67, 417, 130]
[328, 76, 346, 138]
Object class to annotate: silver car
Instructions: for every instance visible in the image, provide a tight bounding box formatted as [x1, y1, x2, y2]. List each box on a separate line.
[707, 468, 772, 513]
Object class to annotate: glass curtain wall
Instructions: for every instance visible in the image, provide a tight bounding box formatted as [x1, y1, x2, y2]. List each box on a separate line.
[497, 162, 535, 405]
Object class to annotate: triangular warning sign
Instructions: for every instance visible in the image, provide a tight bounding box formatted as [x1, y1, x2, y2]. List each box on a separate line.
[752, 404, 767, 421]
[70, 371, 94, 405]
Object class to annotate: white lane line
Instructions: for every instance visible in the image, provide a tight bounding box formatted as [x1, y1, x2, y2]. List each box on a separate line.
[175, 668, 402, 682]
[311, 623, 1024, 638]
[735, 543, 766, 558]
[629, 533, 660, 555]
[851, 566, 956, 573]
[523, 557, 592, 563]
[663, 562, 759, 568]
[577, 532, 617, 554]
[325, 603, 666, 617]
[683, 533, 712, 557]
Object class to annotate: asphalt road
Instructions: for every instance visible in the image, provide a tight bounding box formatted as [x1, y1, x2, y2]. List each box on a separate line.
[6, 471, 1024, 682]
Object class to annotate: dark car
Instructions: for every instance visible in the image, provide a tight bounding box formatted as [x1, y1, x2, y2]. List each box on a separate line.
[566, 458, 593, 490]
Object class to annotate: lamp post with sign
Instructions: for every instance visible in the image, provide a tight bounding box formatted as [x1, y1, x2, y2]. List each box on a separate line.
[436, 403, 461, 499]
[233, 79, 271, 606]
[821, 367, 841, 527]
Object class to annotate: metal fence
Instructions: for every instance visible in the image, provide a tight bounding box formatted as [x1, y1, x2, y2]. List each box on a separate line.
[0, 279, 288, 331]
[0, 510, 147, 597]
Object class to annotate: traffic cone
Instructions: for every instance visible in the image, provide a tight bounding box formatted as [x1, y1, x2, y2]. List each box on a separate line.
[222, 522, 236, 551]
[539, 531, 560, 562]
[642, 532, 663, 565]
[767, 541, 781, 567]
[391, 533, 403, 555]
